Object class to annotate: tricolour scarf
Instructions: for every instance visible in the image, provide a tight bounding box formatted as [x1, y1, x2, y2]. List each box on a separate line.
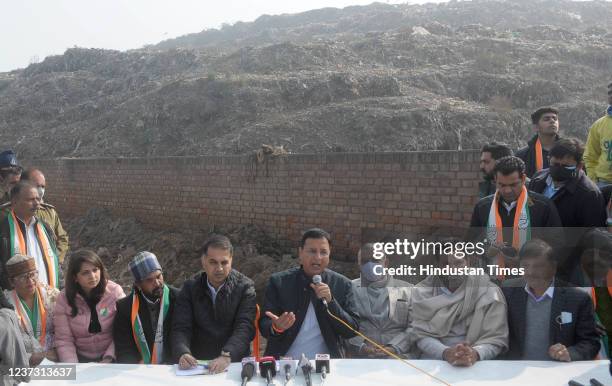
[11, 286, 47, 348]
[130, 285, 170, 364]
[487, 186, 531, 272]
[8, 211, 60, 288]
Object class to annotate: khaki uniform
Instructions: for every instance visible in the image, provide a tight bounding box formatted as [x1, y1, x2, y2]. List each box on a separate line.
[36, 202, 69, 263]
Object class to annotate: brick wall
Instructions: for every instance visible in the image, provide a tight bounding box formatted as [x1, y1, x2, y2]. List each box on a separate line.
[33, 150, 482, 259]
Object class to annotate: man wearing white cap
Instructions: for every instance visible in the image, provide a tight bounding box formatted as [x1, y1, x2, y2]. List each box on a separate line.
[3, 254, 60, 366]
[113, 251, 179, 364]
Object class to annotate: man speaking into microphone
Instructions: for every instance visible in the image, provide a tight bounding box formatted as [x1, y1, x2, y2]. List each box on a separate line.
[260, 228, 359, 359]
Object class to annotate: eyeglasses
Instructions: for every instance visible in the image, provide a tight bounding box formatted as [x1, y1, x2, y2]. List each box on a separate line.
[14, 271, 38, 283]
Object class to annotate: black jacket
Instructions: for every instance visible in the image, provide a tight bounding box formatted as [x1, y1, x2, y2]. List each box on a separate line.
[0, 214, 63, 291]
[528, 169, 606, 228]
[467, 190, 563, 247]
[529, 170, 606, 281]
[516, 134, 559, 178]
[502, 279, 600, 361]
[259, 267, 359, 359]
[478, 179, 495, 199]
[171, 270, 256, 363]
[113, 286, 179, 364]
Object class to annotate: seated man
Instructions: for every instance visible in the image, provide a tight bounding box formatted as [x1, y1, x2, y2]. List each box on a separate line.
[113, 252, 179, 364]
[3, 254, 59, 366]
[412, 248, 508, 366]
[502, 239, 600, 361]
[348, 243, 413, 358]
[0, 291, 30, 386]
[172, 235, 256, 374]
[260, 228, 359, 359]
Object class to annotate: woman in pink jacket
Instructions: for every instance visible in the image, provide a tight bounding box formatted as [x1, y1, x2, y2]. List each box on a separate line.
[54, 249, 125, 363]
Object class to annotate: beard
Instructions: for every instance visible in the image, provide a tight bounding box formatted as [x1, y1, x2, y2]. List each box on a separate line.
[481, 169, 493, 180]
[142, 286, 162, 300]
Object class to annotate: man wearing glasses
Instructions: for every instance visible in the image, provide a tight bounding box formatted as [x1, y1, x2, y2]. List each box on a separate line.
[528, 138, 606, 283]
[517, 107, 561, 178]
[584, 82, 612, 188]
[3, 254, 60, 366]
[502, 240, 599, 361]
[260, 228, 359, 359]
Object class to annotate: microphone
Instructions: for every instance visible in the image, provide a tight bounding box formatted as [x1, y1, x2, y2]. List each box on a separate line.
[258, 356, 277, 386]
[240, 357, 256, 386]
[312, 274, 328, 307]
[299, 354, 313, 386]
[315, 353, 330, 380]
[279, 357, 297, 385]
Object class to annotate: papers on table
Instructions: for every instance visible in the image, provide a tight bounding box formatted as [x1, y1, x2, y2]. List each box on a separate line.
[174, 364, 208, 376]
[173, 360, 227, 376]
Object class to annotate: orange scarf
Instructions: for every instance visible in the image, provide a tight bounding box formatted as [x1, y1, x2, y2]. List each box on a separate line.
[534, 137, 544, 172]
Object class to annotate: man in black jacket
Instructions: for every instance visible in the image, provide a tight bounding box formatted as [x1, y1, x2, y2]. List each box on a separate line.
[113, 252, 179, 364]
[502, 240, 600, 361]
[516, 107, 561, 178]
[529, 138, 606, 228]
[479, 142, 513, 198]
[468, 156, 563, 270]
[172, 235, 256, 373]
[0, 181, 62, 290]
[259, 228, 359, 359]
[528, 138, 606, 282]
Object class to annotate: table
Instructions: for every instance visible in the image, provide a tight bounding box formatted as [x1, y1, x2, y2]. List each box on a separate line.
[29, 359, 610, 386]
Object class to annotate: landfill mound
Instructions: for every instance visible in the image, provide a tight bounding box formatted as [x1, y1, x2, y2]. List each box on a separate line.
[64, 208, 360, 303]
[1, 0, 612, 158]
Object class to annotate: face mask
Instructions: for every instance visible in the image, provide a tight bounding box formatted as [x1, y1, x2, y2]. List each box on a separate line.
[37, 187, 45, 199]
[549, 164, 577, 182]
[361, 261, 385, 283]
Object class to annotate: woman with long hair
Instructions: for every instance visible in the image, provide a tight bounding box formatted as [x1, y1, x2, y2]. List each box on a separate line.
[54, 249, 125, 363]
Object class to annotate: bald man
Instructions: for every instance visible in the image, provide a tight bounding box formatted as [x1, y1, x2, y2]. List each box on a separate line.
[21, 168, 69, 263]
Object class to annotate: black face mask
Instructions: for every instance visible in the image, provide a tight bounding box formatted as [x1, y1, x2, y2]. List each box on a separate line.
[549, 164, 577, 182]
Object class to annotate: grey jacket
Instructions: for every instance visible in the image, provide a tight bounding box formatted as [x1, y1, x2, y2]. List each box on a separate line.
[0, 308, 30, 386]
[347, 277, 414, 357]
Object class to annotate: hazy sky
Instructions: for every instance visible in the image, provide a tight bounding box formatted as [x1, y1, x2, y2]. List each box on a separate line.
[1, 0, 444, 72]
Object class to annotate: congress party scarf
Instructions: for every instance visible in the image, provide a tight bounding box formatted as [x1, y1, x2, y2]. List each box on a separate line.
[130, 285, 170, 364]
[8, 211, 60, 288]
[487, 185, 531, 270]
[11, 286, 47, 348]
[534, 136, 544, 172]
[590, 270, 612, 359]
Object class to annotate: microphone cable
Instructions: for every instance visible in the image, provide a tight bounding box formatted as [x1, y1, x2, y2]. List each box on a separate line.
[324, 307, 452, 386]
